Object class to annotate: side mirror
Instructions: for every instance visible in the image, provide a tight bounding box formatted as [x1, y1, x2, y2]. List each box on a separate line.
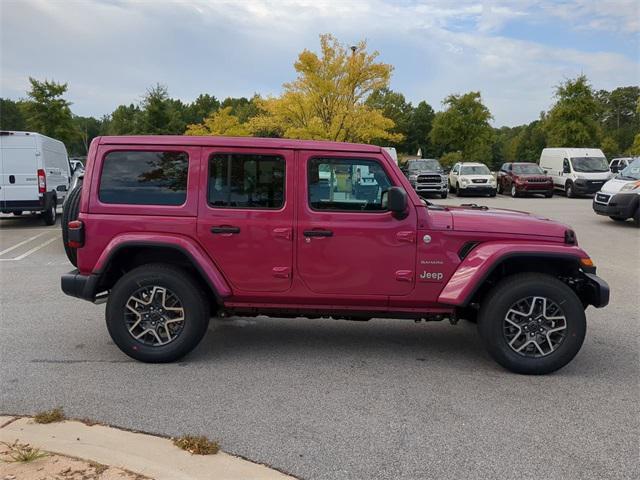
[387, 186, 408, 219]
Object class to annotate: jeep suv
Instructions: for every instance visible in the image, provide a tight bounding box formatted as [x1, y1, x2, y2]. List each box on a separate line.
[401, 158, 447, 198]
[61, 136, 609, 374]
[497, 162, 554, 198]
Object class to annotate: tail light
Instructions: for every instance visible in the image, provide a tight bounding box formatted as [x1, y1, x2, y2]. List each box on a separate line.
[37, 169, 46, 193]
[67, 220, 85, 248]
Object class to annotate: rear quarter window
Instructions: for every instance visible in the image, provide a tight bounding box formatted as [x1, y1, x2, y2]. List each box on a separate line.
[99, 150, 188, 206]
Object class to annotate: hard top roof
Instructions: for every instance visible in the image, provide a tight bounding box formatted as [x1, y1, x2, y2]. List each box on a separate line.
[98, 135, 382, 153]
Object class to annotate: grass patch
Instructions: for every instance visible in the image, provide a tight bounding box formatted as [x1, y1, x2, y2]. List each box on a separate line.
[173, 435, 219, 455]
[0, 440, 48, 463]
[34, 407, 65, 424]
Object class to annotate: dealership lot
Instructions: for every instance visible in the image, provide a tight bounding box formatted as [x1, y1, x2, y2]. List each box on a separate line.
[0, 196, 638, 480]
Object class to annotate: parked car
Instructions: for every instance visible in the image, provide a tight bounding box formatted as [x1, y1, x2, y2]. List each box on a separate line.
[69, 158, 85, 173]
[0, 131, 70, 224]
[497, 162, 554, 198]
[609, 157, 633, 174]
[61, 135, 608, 374]
[448, 162, 496, 196]
[539, 148, 612, 197]
[592, 157, 640, 226]
[402, 158, 447, 198]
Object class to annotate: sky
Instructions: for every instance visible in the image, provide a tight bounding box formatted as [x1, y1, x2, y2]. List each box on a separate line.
[1, 0, 638, 127]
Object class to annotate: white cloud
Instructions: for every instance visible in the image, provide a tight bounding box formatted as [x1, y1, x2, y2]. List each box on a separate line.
[0, 0, 637, 126]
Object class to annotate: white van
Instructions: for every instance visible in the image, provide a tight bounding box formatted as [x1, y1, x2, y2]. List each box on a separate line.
[0, 131, 70, 224]
[539, 148, 612, 197]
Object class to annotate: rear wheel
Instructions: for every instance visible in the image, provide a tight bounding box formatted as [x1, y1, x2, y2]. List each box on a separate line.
[62, 186, 82, 266]
[106, 264, 210, 363]
[609, 216, 627, 222]
[42, 200, 56, 225]
[478, 273, 586, 375]
[12, 211, 22, 216]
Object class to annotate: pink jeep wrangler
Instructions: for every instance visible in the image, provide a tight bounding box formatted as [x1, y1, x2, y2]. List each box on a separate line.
[61, 136, 609, 374]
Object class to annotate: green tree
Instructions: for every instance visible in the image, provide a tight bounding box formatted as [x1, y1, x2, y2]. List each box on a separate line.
[365, 88, 413, 149]
[0, 98, 27, 130]
[596, 86, 640, 152]
[430, 91, 494, 163]
[183, 94, 220, 125]
[185, 106, 250, 136]
[68, 115, 104, 155]
[600, 136, 620, 159]
[439, 151, 463, 169]
[106, 104, 141, 135]
[406, 101, 435, 157]
[23, 77, 75, 143]
[544, 75, 600, 147]
[140, 84, 184, 134]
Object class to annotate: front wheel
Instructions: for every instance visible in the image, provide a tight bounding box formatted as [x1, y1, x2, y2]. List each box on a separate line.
[511, 185, 518, 198]
[440, 191, 448, 199]
[545, 191, 553, 198]
[609, 216, 626, 222]
[478, 273, 586, 375]
[565, 182, 575, 198]
[106, 264, 210, 363]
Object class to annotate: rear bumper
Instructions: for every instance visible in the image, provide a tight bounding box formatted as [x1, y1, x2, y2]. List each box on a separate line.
[0, 199, 45, 212]
[61, 269, 100, 302]
[583, 273, 610, 308]
[592, 193, 638, 219]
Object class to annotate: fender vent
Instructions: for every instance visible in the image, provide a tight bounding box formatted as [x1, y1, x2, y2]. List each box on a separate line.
[564, 229, 577, 245]
[459, 241, 480, 260]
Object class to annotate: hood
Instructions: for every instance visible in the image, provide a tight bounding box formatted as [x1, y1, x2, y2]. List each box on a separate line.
[448, 205, 568, 239]
[601, 177, 635, 194]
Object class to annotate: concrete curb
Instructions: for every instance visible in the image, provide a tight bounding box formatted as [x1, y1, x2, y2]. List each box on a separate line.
[0, 416, 295, 480]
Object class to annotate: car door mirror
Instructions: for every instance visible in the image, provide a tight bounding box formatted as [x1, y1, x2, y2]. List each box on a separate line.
[387, 186, 408, 219]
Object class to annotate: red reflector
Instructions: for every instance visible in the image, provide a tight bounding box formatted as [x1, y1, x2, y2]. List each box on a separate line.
[68, 240, 82, 248]
[37, 169, 46, 194]
[68, 220, 83, 229]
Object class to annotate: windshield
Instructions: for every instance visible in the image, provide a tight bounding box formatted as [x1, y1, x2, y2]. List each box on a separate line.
[513, 164, 543, 175]
[408, 160, 442, 172]
[570, 157, 608, 172]
[618, 158, 640, 180]
[461, 165, 491, 175]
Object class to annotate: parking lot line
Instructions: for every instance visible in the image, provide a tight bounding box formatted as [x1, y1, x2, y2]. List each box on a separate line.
[0, 236, 58, 262]
[0, 232, 48, 256]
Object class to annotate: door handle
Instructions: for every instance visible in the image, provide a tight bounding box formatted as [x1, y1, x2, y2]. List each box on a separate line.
[210, 226, 240, 234]
[303, 229, 333, 238]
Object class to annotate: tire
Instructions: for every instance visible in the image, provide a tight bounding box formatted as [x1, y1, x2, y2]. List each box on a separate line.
[497, 182, 503, 194]
[633, 207, 640, 227]
[565, 182, 575, 198]
[62, 186, 82, 266]
[545, 191, 553, 198]
[511, 185, 518, 198]
[42, 199, 56, 225]
[106, 264, 210, 363]
[449, 181, 455, 194]
[478, 273, 586, 375]
[489, 189, 497, 197]
[609, 216, 626, 222]
[456, 182, 462, 196]
[440, 191, 448, 199]
[12, 211, 23, 216]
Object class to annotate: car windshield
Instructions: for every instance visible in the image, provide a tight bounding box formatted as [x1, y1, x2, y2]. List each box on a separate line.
[512, 164, 543, 175]
[618, 158, 640, 180]
[409, 160, 442, 172]
[571, 157, 608, 172]
[461, 165, 490, 175]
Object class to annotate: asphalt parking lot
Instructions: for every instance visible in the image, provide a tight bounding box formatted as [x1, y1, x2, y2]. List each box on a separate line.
[0, 196, 638, 480]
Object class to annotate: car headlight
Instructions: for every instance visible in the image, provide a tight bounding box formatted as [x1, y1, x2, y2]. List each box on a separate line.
[460, 178, 469, 185]
[620, 181, 640, 192]
[490, 178, 497, 185]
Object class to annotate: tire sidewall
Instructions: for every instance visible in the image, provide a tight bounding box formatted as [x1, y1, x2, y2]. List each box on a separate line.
[106, 266, 208, 362]
[479, 275, 586, 374]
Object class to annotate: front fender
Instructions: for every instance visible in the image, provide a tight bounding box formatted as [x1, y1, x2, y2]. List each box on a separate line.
[95, 232, 232, 299]
[437, 241, 590, 306]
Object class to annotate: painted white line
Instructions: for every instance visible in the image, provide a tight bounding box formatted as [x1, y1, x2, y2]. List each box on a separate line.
[0, 232, 48, 256]
[0, 236, 58, 262]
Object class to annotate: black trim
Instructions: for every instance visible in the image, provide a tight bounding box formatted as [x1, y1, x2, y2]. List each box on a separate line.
[459, 252, 591, 307]
[583, 272, 610, 308]
[61, 269, 101, 301]
[458, 241, 480, 260]
[92, 241, 225, 303]
[0, 199, 44, 211]
[592, 193, 639, 219]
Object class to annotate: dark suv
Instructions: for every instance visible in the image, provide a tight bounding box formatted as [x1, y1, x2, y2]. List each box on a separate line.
[401, 159, 448, 198]
[60, 136, 609, 374]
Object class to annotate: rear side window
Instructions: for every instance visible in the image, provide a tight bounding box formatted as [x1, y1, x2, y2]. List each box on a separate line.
[208, 153, 285, 209]
[99, 151, 188, 206]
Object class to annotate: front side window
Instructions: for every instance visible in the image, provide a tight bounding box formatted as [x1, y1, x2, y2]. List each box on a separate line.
[308, 158, 391, 212]
[208, 153, 285, 209]
[99, 150, 188, 205]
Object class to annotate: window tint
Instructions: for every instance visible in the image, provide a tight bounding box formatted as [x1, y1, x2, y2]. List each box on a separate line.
[308, 158, 391, 212]
[208, 154, 285, 208]
[99, 151, 188, 205]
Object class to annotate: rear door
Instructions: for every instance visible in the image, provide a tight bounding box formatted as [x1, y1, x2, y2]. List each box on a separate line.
[0, 133, 39, 206]
[197, 147, 294, 293]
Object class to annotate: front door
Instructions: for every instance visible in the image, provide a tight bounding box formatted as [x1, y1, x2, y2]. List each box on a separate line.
[296, 152, 417, 296]
[197, 147, 294, 293]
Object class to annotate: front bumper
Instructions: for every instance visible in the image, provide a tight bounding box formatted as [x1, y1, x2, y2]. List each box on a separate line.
[61, 269, 100, 302]
[458, 184, 496, 195]
[516, 183, 554, 194]
[583, 272, 610, 308]
[574, 179, 607, 194]
[592, 192, 639, 219]
[412, 182, 447, 193]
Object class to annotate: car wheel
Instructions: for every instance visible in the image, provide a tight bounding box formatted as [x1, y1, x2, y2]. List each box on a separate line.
[609, 216, 627, 222]
[545, 191, 553, 198]
[489, 189, 497, 197]
[497, 182, 503, 194]
[511, 185, 518, 198]
[633, 207, 640, 227]
[565, 182, 575, 198]
[42, 200, 56, 225]
[440, 191, 448, 199]
[449, 181, 455, 193]
[478, 273, 586, 375]
[106, 264, 210, 363]
[62, 186, 82, 267]
[12, 211, 23, 216]
[456, 182, 462, 196]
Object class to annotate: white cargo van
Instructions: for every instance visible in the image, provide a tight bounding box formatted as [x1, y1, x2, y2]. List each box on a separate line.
[539, 148, 612, 198]
[0, 131, 70, 224]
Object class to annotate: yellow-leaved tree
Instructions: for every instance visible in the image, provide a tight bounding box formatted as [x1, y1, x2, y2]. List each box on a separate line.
[248, 34, 402, 143]
[185, 106, 249, 137]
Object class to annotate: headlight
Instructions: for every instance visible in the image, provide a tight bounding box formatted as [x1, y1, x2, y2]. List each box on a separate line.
[621, 181, 640, 192]
[460, 178, 469, 185]
[490, 178, 497, 185]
